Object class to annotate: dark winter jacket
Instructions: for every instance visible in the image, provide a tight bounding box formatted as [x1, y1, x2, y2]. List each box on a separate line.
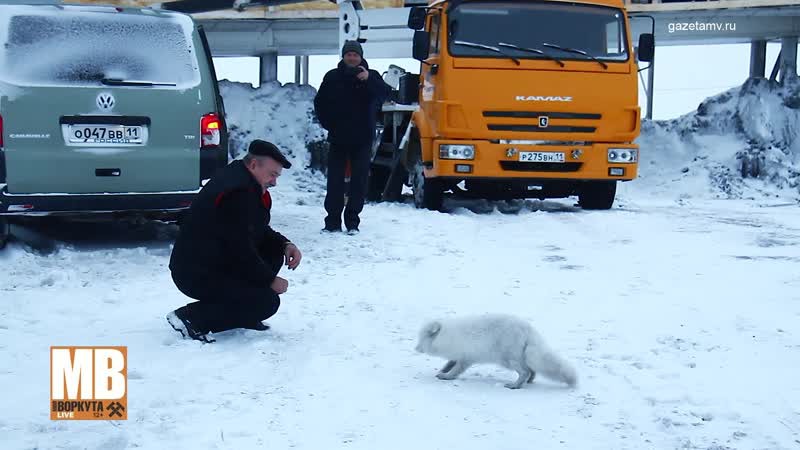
[169, 159, 289, 287]
[314, 58, 392, 148]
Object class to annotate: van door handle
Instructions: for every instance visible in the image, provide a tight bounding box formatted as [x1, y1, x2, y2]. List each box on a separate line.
[95, 168, 121, 177]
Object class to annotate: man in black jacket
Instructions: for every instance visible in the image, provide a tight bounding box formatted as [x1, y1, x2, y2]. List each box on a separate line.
[166, 139, 302, 343]
[314, 40, 392, 234]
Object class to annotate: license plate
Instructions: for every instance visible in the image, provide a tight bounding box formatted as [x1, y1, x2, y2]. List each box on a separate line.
[519, 151, 565, 163]
[68, 125, 144, 144]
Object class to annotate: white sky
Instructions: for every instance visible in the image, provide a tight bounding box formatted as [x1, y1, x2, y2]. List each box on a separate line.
[212, 42, 786, 121]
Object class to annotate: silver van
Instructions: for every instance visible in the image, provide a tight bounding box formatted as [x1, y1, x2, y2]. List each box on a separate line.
[0, 2, 229, 246]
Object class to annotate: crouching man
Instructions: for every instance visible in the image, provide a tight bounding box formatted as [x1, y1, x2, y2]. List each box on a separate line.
[166, 139, 302, 343]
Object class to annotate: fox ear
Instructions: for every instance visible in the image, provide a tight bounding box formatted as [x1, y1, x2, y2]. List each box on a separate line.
[427, 322, 441, 337]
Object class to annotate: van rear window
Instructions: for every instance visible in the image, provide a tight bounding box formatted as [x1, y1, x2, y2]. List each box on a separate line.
[0, 7, 201, 89]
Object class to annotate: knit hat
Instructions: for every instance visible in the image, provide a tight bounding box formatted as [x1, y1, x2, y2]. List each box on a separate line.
[341, 40, 363, 58]
[248, 139, 291, 169]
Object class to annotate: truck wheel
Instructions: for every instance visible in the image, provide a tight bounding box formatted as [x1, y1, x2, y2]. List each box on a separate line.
[411, 161, 443, 211]
[578, 181, 617, 210]
[0, 218, 10, 250]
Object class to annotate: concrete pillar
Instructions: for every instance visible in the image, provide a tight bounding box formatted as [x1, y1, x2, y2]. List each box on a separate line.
[779, 37, 798, 83]
[749, 40, 767, 79]
[259, 52, 278, 86]
[302, 55, 310, 85]
[294, 56, 302, 84]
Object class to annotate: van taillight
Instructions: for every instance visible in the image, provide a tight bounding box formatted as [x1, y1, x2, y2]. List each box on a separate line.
[200, 113, 220, 149]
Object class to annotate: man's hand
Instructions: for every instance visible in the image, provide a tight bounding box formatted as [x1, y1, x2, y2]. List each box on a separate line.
[284, 242, 302, 270]
[356, 66, 369, 81]
[271, 276, 289, 294]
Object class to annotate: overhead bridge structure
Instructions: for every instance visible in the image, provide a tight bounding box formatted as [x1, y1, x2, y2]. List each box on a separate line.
[81, 0, 800, 118]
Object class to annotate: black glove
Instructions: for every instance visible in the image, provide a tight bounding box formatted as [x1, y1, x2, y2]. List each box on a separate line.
[343, 65, 362, 78]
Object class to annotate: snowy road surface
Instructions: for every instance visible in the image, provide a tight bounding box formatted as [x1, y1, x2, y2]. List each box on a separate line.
[2, 192, 799, 450]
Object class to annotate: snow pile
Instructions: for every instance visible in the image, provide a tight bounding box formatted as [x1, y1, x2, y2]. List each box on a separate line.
[218, 80, 330, 210]
[633, 78, 800, 202]
[219, 80, 326, 166]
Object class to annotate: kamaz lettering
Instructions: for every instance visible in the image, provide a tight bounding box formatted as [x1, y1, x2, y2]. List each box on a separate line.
[515, 96, 573, 102]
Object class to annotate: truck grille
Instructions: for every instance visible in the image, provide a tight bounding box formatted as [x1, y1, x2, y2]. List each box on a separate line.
[483, 111, 601, 119]
[484, 110, 600, 134]
[489, 124, 595, 133]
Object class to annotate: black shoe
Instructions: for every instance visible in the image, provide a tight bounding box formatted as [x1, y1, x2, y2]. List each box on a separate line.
[322, 226, 342, 233]
[166, 309, 215, 343]
[346, 228, 360, 235]
[242, 321, 270, 331]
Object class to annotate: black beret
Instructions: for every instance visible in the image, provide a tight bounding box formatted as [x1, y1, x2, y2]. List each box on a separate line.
[248, 139, 291, 169]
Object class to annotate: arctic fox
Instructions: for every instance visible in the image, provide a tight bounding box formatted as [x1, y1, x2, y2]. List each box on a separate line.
[415, 313, 577, 389]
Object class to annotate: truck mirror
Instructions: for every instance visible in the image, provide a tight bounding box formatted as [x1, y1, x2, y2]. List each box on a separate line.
[412, 30, 431, 61]
[637, 33, 654, 62]
[408, 7, 427, 30]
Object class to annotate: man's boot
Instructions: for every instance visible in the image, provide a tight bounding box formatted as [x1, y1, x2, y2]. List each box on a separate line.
[242, 321, 270, 331]
[166, 308, 215, 343]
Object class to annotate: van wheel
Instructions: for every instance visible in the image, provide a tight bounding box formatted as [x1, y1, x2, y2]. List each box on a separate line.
[0, 218, 10, 249]
[578, 181, 617, 210]
[411, 160, 443, 211]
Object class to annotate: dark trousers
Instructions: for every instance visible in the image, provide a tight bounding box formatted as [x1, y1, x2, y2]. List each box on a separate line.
[324, 142, 371, 230]
[171, 246, 283, 334]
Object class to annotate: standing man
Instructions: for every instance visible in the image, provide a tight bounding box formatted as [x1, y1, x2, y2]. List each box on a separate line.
[166, 139, 303, 343]
[314, 40, 392, 234]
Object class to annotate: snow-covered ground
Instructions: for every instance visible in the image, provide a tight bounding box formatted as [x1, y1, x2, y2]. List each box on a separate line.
[2, 193, 800, 449]
[2, 80, 800, 449]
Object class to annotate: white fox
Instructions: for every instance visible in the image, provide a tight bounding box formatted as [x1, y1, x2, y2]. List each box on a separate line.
[415, 314, 577, 389]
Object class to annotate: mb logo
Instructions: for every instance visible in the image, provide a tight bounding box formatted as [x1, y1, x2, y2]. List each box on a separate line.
[50, 347, 127, 420]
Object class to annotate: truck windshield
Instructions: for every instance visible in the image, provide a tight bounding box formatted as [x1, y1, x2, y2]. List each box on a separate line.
[448, 1, 628, 63]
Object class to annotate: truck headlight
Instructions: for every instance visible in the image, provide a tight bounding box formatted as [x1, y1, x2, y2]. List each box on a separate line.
[608, 148, 638, 163]
[440, 144, 475, 160]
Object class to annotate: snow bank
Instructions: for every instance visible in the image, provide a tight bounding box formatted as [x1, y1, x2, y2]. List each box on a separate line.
[633, 78, 800, 202]
[219, 80, 326, 166]
[218, 80, 330, 209]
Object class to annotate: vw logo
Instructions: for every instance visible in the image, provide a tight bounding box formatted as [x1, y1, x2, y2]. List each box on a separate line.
[96, 92, 115, 111]
[538, 116, 549, 128]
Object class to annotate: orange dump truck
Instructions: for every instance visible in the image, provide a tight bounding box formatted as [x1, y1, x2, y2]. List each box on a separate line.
[367, 0, 654, 210]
